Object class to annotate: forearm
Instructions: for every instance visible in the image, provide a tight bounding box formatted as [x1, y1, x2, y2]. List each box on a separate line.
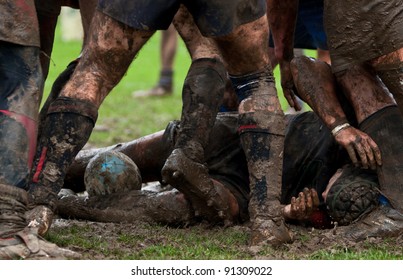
[290, 56, 349, 130]
[266, 0, 299, 63]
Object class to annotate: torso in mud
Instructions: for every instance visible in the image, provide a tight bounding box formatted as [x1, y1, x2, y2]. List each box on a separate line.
[178, 111, 349, 217]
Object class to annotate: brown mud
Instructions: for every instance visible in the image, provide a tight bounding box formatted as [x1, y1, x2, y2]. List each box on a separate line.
[48, 217, 403, 260]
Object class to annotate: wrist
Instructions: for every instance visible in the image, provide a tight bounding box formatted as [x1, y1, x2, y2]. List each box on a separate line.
[331, 123, 351, 137]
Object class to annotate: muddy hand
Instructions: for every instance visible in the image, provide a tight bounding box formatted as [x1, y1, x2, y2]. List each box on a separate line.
[280, 61, 302, 111]
[334, 126, 382, 170]
[283, 188, 320, 221]
[161, 149, 234, 225]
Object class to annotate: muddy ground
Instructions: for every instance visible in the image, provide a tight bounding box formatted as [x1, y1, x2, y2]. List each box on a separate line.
[49, 217, 403, 260]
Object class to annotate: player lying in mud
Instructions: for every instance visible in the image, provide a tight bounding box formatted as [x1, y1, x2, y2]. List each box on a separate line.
[57, 56, 403, 244]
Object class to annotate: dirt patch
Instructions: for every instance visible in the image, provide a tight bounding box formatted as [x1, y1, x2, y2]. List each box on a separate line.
[49, 218, 403, 260]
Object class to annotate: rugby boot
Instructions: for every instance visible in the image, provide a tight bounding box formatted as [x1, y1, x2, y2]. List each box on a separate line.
[161, 58, 230, 222]
[359, 105, 403, 212]
[231, 66, 292, 246]
[0, 184, 80, 259]
[28, 97, 98, 236]
[326, 165, 380, 225]
[340, 205, 403, 241]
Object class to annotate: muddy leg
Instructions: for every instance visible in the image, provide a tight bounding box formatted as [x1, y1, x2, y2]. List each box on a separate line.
[375, 65, 403, 115]
[161, 58, 232, 223]
[28, 97, 98, 235]
[336, 65, 403, 211]
[57, 188, 195, 226]
[230, 67, 292, 246]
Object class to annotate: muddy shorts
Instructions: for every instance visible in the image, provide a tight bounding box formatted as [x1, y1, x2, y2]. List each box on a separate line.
[34, 0, 79, 16]
[324, 0, 403, 73]
[281, 112, 348, 206]
[0, 0, 40, 47]
[97, 0, 266, 37]
[269, 0, 328, 50]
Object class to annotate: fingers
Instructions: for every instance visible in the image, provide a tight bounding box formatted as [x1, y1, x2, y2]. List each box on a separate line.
[345, 144, 359, 168]
[311, 189, 320, 208]
[352, 136, 382, 170]
[289, 188, 319, 220]
[368, 137, 382, 166]
[283, 87, 302, 111]
[336, 128, 382, 170]
[283, 88, 295, 109]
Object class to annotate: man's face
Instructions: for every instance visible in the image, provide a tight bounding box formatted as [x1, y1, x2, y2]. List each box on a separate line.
[322, 168, 343, 202]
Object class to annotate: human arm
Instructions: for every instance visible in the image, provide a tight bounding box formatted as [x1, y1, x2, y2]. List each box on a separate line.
[290, 56, 382, 169]
[266, 0, 301, 110]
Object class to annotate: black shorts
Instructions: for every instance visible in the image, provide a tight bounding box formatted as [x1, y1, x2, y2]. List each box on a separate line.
[97, 0, 266, 37]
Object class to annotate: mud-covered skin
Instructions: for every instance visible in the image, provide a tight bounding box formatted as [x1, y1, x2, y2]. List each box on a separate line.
[290, 57, 383, 170]
[35, 0, 97, 79]
[371, 49, 403, 115]
[173, 5, 222, 61]
[266, 0, 301, 110]
[334, 65, 403, 201]
[324, 0, 403, 73]
[57, 188, 195, 226]
[61, 12, 154, 105]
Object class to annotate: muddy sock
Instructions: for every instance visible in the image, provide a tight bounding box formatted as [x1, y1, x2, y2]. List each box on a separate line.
[359, 105, 403, 211]
[29, 97, 98, 211]
[231, 66, 291, 245]
[238, 111, 291, 245]
[157, 69, 173, 91]
[174, 57, 226, 163]
[38, 59, 79, 138]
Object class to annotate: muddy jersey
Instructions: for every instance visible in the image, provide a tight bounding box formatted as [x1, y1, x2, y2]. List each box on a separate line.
[324, 0, 403, 73]
[97, 0, 266, 37]
[0, 0, 40, 47]
[165, 111, 349, 221]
